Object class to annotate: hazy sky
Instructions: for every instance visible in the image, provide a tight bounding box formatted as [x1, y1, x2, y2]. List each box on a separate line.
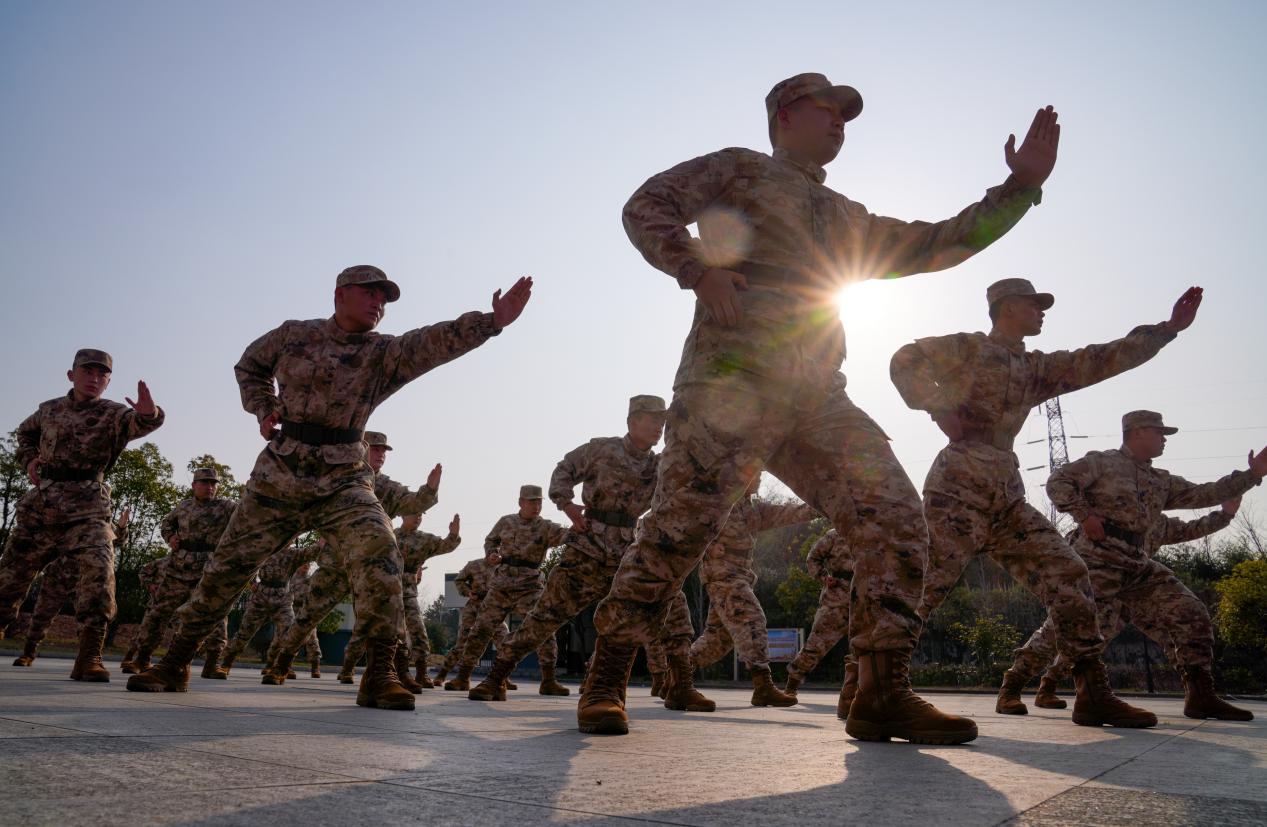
[3, 1, 1265, 603]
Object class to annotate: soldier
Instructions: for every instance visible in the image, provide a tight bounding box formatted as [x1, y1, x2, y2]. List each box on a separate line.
[120, 551, 170, 673]
[583, 73, 1059, 740]
[130, 467, 238, 679]
[468, 397, 684, 706]
[127, 266, 532, 713]
[997, 411, 1264, 720]
[687, 485, 818, 707]
[433, 552, 509, 686]
[783, 529, 858, 721]
[219, 543, 315, 676]
[286, 560, 324, 678]
[12, 507, 130, 668]
[446, 484, 570, 693]
[890, 279, 1205, 730]
[0, 349, 164, 682]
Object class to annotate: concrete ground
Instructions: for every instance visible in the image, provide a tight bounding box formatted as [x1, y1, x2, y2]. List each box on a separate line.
[0, 657, 1263, 826]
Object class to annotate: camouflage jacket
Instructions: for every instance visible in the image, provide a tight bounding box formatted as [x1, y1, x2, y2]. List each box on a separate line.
[1049, 447, 1257, 555]
[707, 495, 818, 567]
[234, 313, 498, 494]
[137, 555, 168, 591]
[288, 566, 315, 613]
[397, 526, 461, 572]
[375, 471, 438, 519]
[623, 148, 1040, 387]
[550, 435, 659, 564]
[484, 513, 569, 590]
[255, 544, 317, 591]
[14, 391, 165, 522]
[453, 557, 494, 601]
[160, 496, 238, 578]
[890, 326, 1176, 511]
[806, 529, 854, 581]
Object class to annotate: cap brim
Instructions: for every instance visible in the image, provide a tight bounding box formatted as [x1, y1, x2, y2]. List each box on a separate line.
[381, 280, 401, 302]
[810, 85, 864, 122]
[1161, 426, 1179, 435]
[1034, 293, 1055, 310]
[75, 361, 112, 371]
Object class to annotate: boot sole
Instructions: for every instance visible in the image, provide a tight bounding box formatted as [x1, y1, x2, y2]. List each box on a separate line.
[578, 714, 629, 735]
[995, 704, 1028, 715]
[356, 697, 415, 711]
[338, 678, 354, 684]
[664, 702, 716, 712]
[1071, 714, 1157, 728]
[71, 675, 111, 682]
[125, 680, 187, 693]
[12, 660, 33, 667]
[1034, 701, 1067, 709]
[540, 690, 571, 696]
[752, 700, 798, 707]
[845, 718, 978, 745]
[468, 691, 507, 701]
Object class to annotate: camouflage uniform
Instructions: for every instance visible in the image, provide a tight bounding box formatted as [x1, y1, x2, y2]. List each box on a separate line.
[287, 564, 322, 665]
[0, 381, 164, 643]
[689, 495, 817, 670]
[596, 120, 1042, 660]
[1012, 443, 1257, 679]
[787, 529, 856, 682]
[121, 554, 168, 666]
[890, 309, 1179, 664]
[19, 521, 128, 650]
[438, 557, 506, 676]
[221, 544, 314, 666]
[140, 301, 497, 685]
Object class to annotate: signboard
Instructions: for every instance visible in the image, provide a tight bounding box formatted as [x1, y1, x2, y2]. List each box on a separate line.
[766, 628, 802, 663]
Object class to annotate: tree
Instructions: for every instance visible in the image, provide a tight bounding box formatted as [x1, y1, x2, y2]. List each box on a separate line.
[423, 593, 450, 652]
[185, 454, 243, 500]
[107, 443, 183, 623]
[1215, 559, 1267, 649]
[0, 430, 31, 550]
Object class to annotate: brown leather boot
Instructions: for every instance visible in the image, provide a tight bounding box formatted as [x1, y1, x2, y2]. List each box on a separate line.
[414, 658, 432, 688]
[201, 648, 228, 679]
[663, 652, 715, 712]
[539, 663, 570, 696]
[262, 651, 295, 686]
[649, 670, 666, 697]
[1183, 666, 1253, 721]
[310, 660, 321, 679]
[576, 638, 636, 734]
[219, 649, 238, 677]
[131, 649, 153, 675]
[751, 665, 797, 707]
[837, 657, 858, 720]
[468, 656, 513, 701]
[846, 650, 978, 744]
[1034, 675, 1067, 709]
[356, 639, 416, 710]
[126, 636, 196, 692]
[1071, 659, 1157, 728]
[119, 644, 139, 674]
[505, 679, 518, 690]
[784, 674, 802, 697]
[444, 663, 473, 691]
[70, 626, 111, 682]
[12, 638, 39, 667]
[995, 668, 1030, 715]
[395, 645, 423, 694]
[338, 660, 355, 684]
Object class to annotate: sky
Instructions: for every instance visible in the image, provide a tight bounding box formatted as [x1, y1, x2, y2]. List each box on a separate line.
[3, 1, 1265, 605]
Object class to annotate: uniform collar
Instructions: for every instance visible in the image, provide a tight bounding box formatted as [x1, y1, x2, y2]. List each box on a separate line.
[325, 316, 368, 345]
[772, 148, 827, 184]
[987, 329, 1027, 355]
[1119, 445, 1153, 467]
[64, 389, 104, 410]
[622, 434, 653, 458]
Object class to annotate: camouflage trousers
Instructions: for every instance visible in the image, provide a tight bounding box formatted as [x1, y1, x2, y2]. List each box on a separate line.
[21, 555, 80, 644]
[459, 575, 557, 672]
[273, 549, 353, 663]
[223, 586, 294, 663]
[439, 597, 506, 673]
[644, 590, 694, 674]
[137, 572, 228, 653]
[344, 577, 430, 666]
[174, 479, 404, 664]
[0, 512, 115, 634]
[919, 494, 1103, 662]
[787, 582, 851, 682]
[690, 554, 769, 669]
[1012, 537, 1212, 678]
[595, 378, 926, 654]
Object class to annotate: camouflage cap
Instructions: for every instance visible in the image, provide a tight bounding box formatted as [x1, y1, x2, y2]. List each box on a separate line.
[73, 348, 113, 372]
[1122, 410, 1178, 435]
[336, 265, 400, 303]
[986, 278, 1054, 311]
[364, 431, 393, 450]
[628, 394, 668, 417]
[519, 484, 543, 500]
[766, 73, 863, 133]
[192, 467, 219, 483]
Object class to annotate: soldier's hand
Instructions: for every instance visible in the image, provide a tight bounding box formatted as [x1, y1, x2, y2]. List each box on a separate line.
[1222, 496, 1243, 516]
[259, 410, 281, 440]
[126, 380, 158, 417]
[1163, 286, 1203, 333]
[1005, 106, 1060, 188]
[426, 463, 443, 493]
[492, 276, 533, 330]
[449, 514, 460, 535]
[118, 506, 132, 529]
[168, 536, 181, 551]
[1247, 446, 1267, 478]
[563, 502, 589, 533]
[1082, 514, 1106, 541]
[932, 409, 965, 442]
[694, 268, 748, 327]
[25, 458, 40, 486]
[489, 552, 503, 566]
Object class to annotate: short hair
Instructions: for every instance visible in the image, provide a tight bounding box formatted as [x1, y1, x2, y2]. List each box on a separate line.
[988, 301, 1002, 323]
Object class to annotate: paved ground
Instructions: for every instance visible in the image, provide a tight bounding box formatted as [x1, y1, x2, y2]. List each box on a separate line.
[1, 657, 1263, 826]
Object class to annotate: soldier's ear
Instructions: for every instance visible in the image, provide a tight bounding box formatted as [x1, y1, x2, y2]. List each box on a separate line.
[67, 369, 75, 383]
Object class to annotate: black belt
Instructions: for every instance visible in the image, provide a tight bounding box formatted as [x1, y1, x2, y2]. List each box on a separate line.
[957, 428, 1014, 451]
[499, 557, 541, 568]
[40, 466, 104, 483]
[280, 420, 365, 446]
[179, 541, 217, 553]
[1103, 522, 1145, 548]
[585, 508, 637, 528]
[734, 262, 811, 289]
[258, 578, 288, 589]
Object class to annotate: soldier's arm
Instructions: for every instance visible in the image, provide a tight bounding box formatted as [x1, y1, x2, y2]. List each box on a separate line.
[1163, 467, 1261, 510]
[545, 519, 571, 547]
[805, 533, 834, 580]
[750, 498, 818, 532]
[622, 149, 743, 289]
[1045, 454, 1102, 523]
[113, 522, 129, 549]
[234, 322, 290, 424]
[381, 312, 502, 398]
[159, 507, 180, 544]
[549, 441, 592, 511]
[376, 475, 437, 518]
[484, 518, 506, 556]
[1027, 324, 1177, 405]
[119, 399, 165, 441]
[14, 407, 43, 470]
[890, 335, 971, 416]
[1158, 510, 1234, 546]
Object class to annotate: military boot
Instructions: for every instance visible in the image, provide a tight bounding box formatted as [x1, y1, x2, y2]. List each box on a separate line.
[469, 656, 514, 701]
[1183, 666, 1254, 721]
[995, 668, 1030, 715]
[649, 670, 666, 698]
[338, 659, 355, 684]
[219, 648, 238, 677]
[1071, 659, 1157, 728]
[132, 647, 154, 676]
[837, 657, 858, 720]
[432, 664, 450, 685]
[201, 647, 228, 679]
[505, 679, 518, 690]
[69, 626, 111, 682]
[751, 665, 797, 707]
[576, 638, 636, 735]
[119, 644, 139, 674]
[126, 636, 197, 692]
[846, 649, 978, 744]
[1034, 675, 1066, 709]
[662, 653, 715, 712]
[783, 674, 802, 697]
[444, 663, 473, 691]
[413, 658, 432, 688]
[356, 639, 416, 710]
[261, 651, 296, 686]
[395, 644, 423, 694]
[12, 638, 39, 667]
[310, 659, 322, 679]
[539, 663, 570, 696]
